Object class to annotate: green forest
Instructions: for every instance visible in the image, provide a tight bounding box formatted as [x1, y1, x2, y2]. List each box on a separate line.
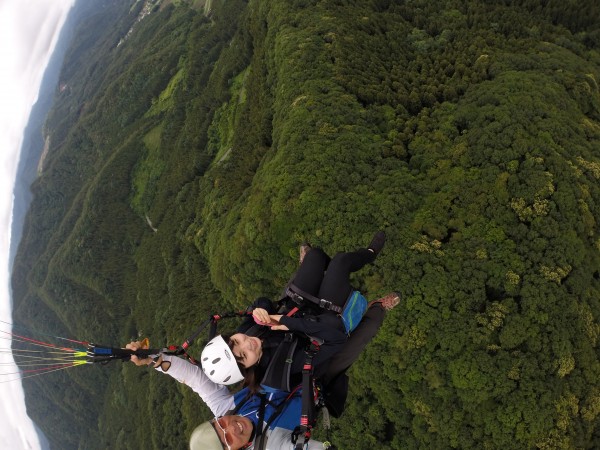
[11, 0, 600, 448]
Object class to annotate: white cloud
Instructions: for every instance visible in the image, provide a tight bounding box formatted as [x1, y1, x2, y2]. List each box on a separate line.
[0, 0, 75, 448]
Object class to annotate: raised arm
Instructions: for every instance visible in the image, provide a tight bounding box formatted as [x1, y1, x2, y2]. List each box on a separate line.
[155, 355, 235, 416]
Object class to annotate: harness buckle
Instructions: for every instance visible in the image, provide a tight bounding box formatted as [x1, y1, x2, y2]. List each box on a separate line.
[286, 287, 304, 305]
[319, 298, 333, 310]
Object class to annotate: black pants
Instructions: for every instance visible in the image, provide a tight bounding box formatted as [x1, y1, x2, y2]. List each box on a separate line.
[321, 304, 387, 416]
[322, 304, 385, 385]
[292, 247, 375, 308]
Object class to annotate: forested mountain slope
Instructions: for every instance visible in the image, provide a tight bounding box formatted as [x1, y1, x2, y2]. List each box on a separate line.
[11, 0, 600, 448]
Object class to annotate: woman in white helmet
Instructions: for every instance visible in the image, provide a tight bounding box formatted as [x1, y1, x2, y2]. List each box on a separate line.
[204, 232, 396, 392]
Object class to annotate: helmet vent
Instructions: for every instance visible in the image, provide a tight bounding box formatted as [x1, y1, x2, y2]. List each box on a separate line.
[212, 357, 221, 364]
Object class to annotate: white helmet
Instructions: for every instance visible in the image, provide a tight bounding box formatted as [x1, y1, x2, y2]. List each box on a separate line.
[201, 335, 244, 385]
[189, 421, 223, 450]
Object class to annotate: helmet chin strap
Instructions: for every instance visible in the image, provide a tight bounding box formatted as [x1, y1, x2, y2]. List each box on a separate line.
[248, 417, 257, 441]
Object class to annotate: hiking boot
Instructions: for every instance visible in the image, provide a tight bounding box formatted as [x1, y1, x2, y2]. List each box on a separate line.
[367, 231, 386, 255]
[369, 291, 401, 311]
[299, 243, 312, 264]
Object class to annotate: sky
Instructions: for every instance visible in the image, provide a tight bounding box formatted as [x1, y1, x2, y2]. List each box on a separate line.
[0, 0, 75, 448]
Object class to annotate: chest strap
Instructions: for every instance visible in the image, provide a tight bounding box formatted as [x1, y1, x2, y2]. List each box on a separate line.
[286, 283, 343, 314]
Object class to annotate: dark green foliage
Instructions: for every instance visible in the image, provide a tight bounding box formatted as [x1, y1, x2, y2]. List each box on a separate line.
[11, 0, 600, 448]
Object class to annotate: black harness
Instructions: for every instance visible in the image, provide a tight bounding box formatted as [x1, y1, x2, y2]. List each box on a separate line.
[208, 303, 339, 449]
[228, 330, 326, 450]
[261, 332, 298, 392]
